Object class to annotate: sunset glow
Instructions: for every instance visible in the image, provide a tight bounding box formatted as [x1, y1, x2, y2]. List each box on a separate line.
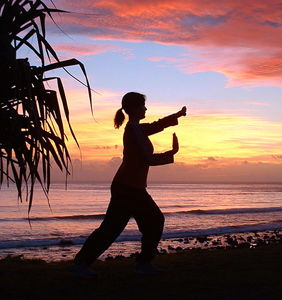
[38, 0, 282, 182]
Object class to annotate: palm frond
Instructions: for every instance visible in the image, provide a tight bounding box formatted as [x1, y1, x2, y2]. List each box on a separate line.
[0, 0, 93, 213]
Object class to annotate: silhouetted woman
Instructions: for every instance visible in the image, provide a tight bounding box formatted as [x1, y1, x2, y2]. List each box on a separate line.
[72, 92, 186, 277]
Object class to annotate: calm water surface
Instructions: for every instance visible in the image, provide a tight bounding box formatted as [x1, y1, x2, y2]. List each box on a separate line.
[0, 182, 281, 261]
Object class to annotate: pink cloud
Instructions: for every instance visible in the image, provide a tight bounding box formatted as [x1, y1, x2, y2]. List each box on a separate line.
[234, 101, 269, 106]
[52, 41, 135, 61]
[53, 42, 116, 57]
[52, 0, 282, 86]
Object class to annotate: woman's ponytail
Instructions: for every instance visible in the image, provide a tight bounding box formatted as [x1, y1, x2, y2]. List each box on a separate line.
[114, 108, 125, 129]
[114, 92, 146, 128]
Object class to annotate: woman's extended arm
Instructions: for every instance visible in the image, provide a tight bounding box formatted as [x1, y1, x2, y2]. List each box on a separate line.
[143, 106, 187, 136]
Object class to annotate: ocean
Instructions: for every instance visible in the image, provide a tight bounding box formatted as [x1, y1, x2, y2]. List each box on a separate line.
[0, 182, 282, 262]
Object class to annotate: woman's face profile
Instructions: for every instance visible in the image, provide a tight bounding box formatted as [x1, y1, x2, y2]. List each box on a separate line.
[137, 103, 147, 120]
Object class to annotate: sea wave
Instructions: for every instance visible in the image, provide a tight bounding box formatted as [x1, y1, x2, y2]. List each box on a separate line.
[1, 220, 282, 251]
[162, 220, 282, 239]
[0, 214, 105, 222]
[1, 206, 282, 222]
[170, 207, 282, 216]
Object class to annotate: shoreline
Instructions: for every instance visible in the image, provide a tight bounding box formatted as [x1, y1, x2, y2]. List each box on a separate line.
[1, 228, 281, 262]
[1, 240, 282, 299]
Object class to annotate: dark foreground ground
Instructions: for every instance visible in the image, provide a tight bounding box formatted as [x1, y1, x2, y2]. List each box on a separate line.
[0, 243, 281, 300]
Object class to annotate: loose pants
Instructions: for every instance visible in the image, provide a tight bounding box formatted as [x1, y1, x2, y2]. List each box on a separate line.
[74, 181, 164, 265]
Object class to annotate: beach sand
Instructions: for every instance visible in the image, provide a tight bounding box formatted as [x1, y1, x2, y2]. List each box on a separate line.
[1, 231, 281, 300]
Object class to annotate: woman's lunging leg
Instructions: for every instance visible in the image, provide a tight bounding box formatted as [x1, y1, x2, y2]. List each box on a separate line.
[74, 190, 131, 265]
[133, 190, 164, 264]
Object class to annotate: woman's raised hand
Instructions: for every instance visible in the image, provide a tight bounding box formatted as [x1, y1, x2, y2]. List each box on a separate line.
[176, 106, 187, 118]
[172, 133, 179, 154]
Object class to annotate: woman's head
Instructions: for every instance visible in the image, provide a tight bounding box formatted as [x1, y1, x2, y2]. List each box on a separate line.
[121, 92, 146, 114]
[114, 92, 146, 129]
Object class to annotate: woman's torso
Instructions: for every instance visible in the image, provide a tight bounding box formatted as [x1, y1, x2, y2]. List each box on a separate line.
[113, 122, 153, 189]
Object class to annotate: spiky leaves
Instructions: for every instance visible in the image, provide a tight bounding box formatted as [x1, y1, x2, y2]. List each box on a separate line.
[0, 0, 92, 213]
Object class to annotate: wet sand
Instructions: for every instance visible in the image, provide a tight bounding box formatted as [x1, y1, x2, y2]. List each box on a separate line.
[1, 230, 282, 300]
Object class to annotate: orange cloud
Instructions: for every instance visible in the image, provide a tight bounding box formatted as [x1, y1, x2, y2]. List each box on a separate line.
[51, 0, 282, 86]
[58, 88, 282, 164]
[53, 0, 282, 45]
[45, 87, 282, 182]
[148, 47, 282, 87]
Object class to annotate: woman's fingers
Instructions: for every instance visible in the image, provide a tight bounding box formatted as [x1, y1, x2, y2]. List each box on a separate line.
[176, 106, 187, 118]
[172, 133, 179, 154]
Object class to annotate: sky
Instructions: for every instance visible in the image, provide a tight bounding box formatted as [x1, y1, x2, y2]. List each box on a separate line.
[23, 0, 282, 182]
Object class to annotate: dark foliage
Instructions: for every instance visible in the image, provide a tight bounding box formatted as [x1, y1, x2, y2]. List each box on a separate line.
[0, 0, 92, 212]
